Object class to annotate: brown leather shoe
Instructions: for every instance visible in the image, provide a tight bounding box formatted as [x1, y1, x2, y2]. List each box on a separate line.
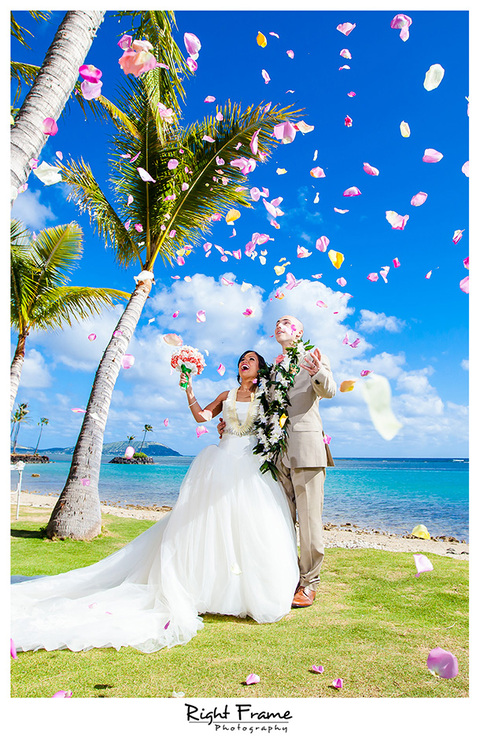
[292, 587, 316, 608]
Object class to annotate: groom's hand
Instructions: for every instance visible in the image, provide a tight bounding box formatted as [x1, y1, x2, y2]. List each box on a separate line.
[217, 417, 226, 438]
[300, 347, 323, 376]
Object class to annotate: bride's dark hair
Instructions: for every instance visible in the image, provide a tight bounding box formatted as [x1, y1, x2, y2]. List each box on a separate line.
[236, 350, 269, 384]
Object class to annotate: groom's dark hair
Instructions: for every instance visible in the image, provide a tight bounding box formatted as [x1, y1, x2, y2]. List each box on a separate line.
[236, 350, 268, 383]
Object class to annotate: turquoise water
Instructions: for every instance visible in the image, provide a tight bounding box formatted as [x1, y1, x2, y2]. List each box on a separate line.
[12, 456, 469, 541]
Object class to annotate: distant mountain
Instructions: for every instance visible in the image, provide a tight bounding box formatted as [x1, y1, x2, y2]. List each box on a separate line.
[39, 440, 182, 457]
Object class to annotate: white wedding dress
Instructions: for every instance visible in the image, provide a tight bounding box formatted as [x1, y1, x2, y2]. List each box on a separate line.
[11, 391, 299, 653]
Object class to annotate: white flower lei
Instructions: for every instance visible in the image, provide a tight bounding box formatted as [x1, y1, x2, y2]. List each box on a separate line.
[252, 339, 312, 479]
[224, 388, 259, 436]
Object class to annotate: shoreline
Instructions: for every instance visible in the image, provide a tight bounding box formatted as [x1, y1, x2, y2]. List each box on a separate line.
[11, 491, 469, 560]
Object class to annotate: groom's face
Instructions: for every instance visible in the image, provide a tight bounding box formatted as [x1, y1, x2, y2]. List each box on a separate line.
[275, 316, 303, 345]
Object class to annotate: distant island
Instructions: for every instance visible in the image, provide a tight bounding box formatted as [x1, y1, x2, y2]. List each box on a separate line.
[18, 441, 182, 457]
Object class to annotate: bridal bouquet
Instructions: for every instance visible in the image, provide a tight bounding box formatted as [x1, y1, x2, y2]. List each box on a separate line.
[171, 345, 206, 389]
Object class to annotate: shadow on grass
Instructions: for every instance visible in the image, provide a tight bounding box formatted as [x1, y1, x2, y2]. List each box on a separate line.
[11, 528, 47, 539]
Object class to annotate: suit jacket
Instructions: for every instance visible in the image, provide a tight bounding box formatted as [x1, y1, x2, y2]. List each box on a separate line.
[277, 353, 336, 469]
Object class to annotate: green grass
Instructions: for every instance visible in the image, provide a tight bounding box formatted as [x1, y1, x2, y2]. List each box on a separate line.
[11, 506, 469, 698]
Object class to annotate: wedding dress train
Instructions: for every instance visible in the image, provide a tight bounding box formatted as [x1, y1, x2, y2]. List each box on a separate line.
[11, 392, 299, 653]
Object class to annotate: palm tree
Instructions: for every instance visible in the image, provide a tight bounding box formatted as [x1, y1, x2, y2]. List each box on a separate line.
[138, 424, 153, 453]
[34, 417, 49, 455]
[45, 18, 301, 540]
[10, 10, 105, 200]
[11, 402, 29, 453]
[10, 218, 130, 412]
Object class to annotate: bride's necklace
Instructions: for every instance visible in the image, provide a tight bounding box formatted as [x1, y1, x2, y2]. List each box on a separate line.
[224, 388, 259, 436]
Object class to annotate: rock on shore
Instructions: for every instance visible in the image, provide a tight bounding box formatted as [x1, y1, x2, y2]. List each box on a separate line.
[108, 456, 154, 465]
[11, 454, 49, 464]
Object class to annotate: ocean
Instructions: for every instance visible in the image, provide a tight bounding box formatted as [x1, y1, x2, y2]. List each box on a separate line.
[11, 455, 469, 542]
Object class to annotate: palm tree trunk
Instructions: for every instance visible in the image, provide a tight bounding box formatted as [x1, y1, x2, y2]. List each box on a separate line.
[10, 10, 105, 199]
[34, 427, 43, 455]
[10, 332, 27, 412]
[46, 278, 153, 540]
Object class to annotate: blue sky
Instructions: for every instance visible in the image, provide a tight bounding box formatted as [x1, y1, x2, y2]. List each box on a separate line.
[10, 6, 469, 457]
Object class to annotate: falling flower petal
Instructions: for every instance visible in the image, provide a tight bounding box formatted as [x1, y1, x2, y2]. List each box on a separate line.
[122, 354, 135, 369]
[311, 664, 324, 673]
[261, 69, 270, 84]
[167, 159, 179, 170]
[257, 31, 267, 47]
[393, 257, 401, 268]
[286, 49, 294, 58]
[204, 95, 215, 102]
[295, 121, 315, 134]
[196, 310, 206, 323]
[411, 191, 428, 207]
[33, 162, 62, 186]
[344, 115, 353, 127]
[343, 186, 361, 196]
[331, 678, 343, 689]
[316, 236, 329, 252]
[347, 91, 356, 97]
[81, 80, 103, 100]
[217, 364, 226, 376]
[137, 167, 156, 183]
[297, 245, 312, 258]
[339, 65, 350, 71]
[424, 63, 445, 91]
[328, 250, 344, 269]
[425, 270, 432, 279]
[125, 446, 135, 459]
[316, 300, 327, 308]
[452, 229, 464, 244]
[43, 117, 58, 136]
[196, 426, 208, 438]
[250, 129, 261, 155]
[113, 330, 123, 337]
[340, 379, 357, 392]
[184, 32, 201, 59]
[186, 57, 198, 72]
[391, 14, 413, 41]
[337, 23, 356, 36]
[79, 63, 102, 83]
[245, 674, 260, 685]
[363, 162, 379, 176]
[276, 168, 287, 175]
[52, 691, 73, 698]
[413, 553, 434, 576]
[463, 257, 469, 270]
[360, 370, 372, 377]
[340, 49, 352, 59]
[422, 148, 443, 163]
[400, 121, 411, 138]
[337, 277, 347, 287]
[412, 524, 430, 539]
[361, 374, 402, 440]
[461, 161, 469, 177]
[87, 333, 96, 341]
[226, 208, 241, 225]
[10, 639, 17, 659]
[71, 408, 86, 413]
[334, 208, 349, 214]
[243, 307, 254, 316]
[273, 121, 297, 144]
[386, 211, 409, 230]
[427, 648, 458, 679]
[311, 167, 326, 178]
[163, 333, 183, 346]
[459, 276, 469, 293]
[367, 273, 379, 282]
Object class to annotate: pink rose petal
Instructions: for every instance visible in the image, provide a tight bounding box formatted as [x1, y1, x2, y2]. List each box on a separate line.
[273, 121, 297, 144]
[347, 91, 356, 97]
[462, 161, 469, 177]
[311, 167, 326, 178]
[286, 50, 294, 58]
[167, 159, 179, 170]
[10, 639, 17, 659]
[88, 333, 96, 341]
[196, 425, 208, 438]
[79, 64, 102, 83]
[217, 364, 226, 376]
[331, 678, 343, 689]
[196, 310, 206, 323]
[81, 80, 103, 100]
[245, 673, 260, 685]
[343, 186, 361, 196]
[204, 95, 215, 103]
[261, 69, 271, 84]
[297, 245, 312, 258]
[413, 553, 434, 576]
[393, 257, 401, 268]
[340, 49, 352, 59]
[43, 117, 58, 136]
[125, 446, 135, 459]
[336, 277, 347, 287]
[367, 273, 379, 282]
[427, 648, 458, 679]
[311, 665, 324, 673]
[411, 191, 428, 207]
[344, 115, 353, 127]
[386, 211, 409, 230]
[121, 354, 135, 369]
[71, 408, 86, 413]
[52, 691, 73, 698]
[316, 236, 330, 252]
[391, 14, 413, 42]
[81, 477, 90, 486]
[463, 257, 469, 269]
[250, 129, 261, 155]
[422, 148, 443, 163]
[316, 300, 327, 308]
[460, 276, 469, 293]
[363, 162, 379, 176]
[337, 23, 356, 36]
[452, 229, 464, 244]
[334, 208, 349, 214]
[425, 271, 432, 279]
[163, 333, 183, 346]
[184, 32, 201, 59]
[186, 57, 198, 73]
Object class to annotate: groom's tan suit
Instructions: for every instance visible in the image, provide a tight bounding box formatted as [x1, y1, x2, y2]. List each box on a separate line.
[276, 353, 336, 592]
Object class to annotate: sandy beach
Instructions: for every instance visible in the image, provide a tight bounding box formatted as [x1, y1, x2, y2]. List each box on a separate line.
[11, 490, 469, 560]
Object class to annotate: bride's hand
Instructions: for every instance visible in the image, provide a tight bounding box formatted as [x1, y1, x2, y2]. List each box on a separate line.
[179, 372, 192, 388]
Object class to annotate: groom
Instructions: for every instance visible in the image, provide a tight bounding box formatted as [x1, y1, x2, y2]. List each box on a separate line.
[272, 315, 336, 607]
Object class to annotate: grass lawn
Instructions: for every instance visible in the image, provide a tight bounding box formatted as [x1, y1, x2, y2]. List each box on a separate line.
[11, 506, 469, 699]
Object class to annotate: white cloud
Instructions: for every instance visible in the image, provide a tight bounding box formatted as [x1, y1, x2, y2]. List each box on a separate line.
[11, 188, 56, 230]
[357, 309, 406, 334]
[461, 359, 469, 370]
[18, 348, 53, 388]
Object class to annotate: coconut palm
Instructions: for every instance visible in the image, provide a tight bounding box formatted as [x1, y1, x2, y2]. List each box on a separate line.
[138, 424, 153, 453]
[11, 402, 29, 453]
[34, 417, 49, 455]
[45, 25, 301, 540]
[10, 218, 130, 412]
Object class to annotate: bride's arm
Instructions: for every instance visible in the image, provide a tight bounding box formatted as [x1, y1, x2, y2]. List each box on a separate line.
[180, 372, 228, 422]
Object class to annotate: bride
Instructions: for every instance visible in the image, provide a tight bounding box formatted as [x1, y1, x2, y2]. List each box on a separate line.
[11, 350, 299, 653]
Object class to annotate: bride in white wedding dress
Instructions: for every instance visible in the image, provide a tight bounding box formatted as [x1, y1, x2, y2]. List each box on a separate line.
[11, 351, 299, 653]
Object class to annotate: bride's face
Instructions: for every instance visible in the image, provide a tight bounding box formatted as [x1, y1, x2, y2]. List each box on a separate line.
[238, 352, 259, 381]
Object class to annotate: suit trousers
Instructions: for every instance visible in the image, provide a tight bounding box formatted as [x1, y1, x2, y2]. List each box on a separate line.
[277, 462, 326, 591]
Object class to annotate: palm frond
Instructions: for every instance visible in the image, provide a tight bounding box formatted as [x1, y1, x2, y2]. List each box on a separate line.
[70, 86, 141, 139]
[58, 158, 144, 268]
[10, 61, 40, 106]
[11, 11, 51, 49]
[31, 286, 130, 331]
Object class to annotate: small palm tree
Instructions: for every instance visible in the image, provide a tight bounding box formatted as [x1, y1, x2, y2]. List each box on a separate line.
[138, 424, 153, 453]
[11, 402, 29, 453]
[34, 417, 49, 455]
[10, 218, 130, 411]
